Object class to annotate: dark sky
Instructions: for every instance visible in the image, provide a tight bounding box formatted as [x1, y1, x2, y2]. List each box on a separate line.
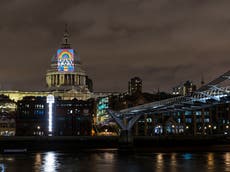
[0, 0, 230, 93]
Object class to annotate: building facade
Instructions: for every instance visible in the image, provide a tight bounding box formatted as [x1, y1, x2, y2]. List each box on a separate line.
[0, 95, 16, 136]
[55, 98, 95, 136]
[16, 96, 95, 136]
[132, 103, 230, 136]
[16, 96, 47, 136]
[172, 80, 196, 96]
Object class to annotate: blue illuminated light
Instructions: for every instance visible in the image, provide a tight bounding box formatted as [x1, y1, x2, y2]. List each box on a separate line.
[182, 153, 192, 160]
[0, 163, 5, 172]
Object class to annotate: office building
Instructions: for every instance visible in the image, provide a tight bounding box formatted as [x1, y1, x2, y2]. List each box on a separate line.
[128, 77, 142, 95]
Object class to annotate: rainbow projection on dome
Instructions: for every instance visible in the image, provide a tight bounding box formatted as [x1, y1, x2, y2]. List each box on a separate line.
[57, 49, 74, 72]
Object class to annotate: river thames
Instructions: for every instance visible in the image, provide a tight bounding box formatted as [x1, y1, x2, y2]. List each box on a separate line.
[0, 150, 229, 172]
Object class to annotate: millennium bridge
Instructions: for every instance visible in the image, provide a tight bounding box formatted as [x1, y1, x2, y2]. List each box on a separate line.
[106, 70, 230, 143]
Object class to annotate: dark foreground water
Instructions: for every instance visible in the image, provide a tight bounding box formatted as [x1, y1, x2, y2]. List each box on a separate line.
[0, 150, 230, 172]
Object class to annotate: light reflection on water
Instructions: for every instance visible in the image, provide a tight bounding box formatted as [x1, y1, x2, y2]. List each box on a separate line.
[170, 153, 177, 172]
[40, 152, 59, 172]
[224, 152, 230, 171]
[156, 153, 164, 172]
[207, 153, 214, 171]
[0, 151, 230, 171]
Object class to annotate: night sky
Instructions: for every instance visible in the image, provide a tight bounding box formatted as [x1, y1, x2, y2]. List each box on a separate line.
[0, 0, 230, 93]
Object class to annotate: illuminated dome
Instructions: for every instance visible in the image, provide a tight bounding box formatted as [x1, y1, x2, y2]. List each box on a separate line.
[46, 26, 89, 92]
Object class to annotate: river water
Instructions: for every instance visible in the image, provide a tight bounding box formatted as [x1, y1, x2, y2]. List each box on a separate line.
[0, 150, 230, 172]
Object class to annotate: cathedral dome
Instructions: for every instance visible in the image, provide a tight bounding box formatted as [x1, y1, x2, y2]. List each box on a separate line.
[46, 26, 89, 93]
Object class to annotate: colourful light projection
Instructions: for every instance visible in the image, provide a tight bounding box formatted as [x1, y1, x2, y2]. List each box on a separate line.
[57, 49, 74, 72]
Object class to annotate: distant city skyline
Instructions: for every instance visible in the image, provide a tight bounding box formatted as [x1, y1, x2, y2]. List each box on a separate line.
[0, 1, 230, 92]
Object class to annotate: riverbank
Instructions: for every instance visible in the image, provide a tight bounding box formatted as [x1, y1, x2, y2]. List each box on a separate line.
[0, 135, 229, 152]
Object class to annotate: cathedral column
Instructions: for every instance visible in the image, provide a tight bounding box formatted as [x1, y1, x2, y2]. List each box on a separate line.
[50, 75, 52, 86]
[75, 75, 78, 85]
[54, 74, 57, 85]
[69, 74, 72, 85]
[79, 75, 82, 85]
[60, 74, 64, 85]
[66, 74, 68, 85]
[57, 74, 60, 85]
[72, 74, 75, 86]
[64, 75, 67, 85]
[67, 74, 70, 85]
[82, 76, 86, 85]
[51, 75, 54, 86]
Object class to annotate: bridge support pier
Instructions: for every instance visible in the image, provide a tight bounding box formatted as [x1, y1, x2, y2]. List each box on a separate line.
[119, 130, 134, 149]
[106, 109, 142, 149]
[119, 130, 133, 144]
